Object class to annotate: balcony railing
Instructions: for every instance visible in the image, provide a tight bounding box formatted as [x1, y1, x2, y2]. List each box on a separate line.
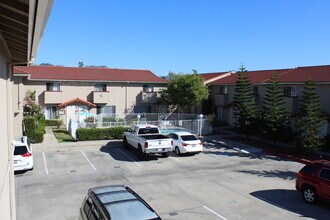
[44, 91, 62, 104]
[214, 94, 228, 106]
[141, 92, 158, 104]
[92, 91, 109, 104]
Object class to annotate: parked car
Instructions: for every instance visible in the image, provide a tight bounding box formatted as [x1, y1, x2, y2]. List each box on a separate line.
[123, 124, 173, 158]
[12, 136, 34, 171]
[79, 185, 161, 220]
[296, 160, 330, 204]
[168, 132, 203, 155]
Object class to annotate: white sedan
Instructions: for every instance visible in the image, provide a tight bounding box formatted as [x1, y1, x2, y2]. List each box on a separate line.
[168, 132, 203, 155]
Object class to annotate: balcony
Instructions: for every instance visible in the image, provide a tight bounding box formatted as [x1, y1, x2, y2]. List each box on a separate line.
[44, 91, 62, 104]
[141, 92, 158, 104]
[285, 96, 299, 113]
[214, 94, 228, 106]
[92, 91, 109, 104]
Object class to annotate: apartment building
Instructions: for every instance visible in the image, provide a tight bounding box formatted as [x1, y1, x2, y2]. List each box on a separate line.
[202, 65, 330, 126]
[13, 66, 168, 124]
[0, 1, 53, 219]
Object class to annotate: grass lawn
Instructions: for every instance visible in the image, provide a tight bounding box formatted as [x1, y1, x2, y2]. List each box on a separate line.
[53, 128, 75, 142]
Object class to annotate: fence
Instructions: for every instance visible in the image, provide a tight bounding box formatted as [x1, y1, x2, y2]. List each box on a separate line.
[80, 113, 212, 135]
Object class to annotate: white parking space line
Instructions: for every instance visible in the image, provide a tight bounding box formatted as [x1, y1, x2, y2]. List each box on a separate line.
[117, 149, 141, 167]
[80, 150, 97, 170]
[42, 152, 49, 175]
[202, 205, 229, 220]
[170, 156, 181, 162]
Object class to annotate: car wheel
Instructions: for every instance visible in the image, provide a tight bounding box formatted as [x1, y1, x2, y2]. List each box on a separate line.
[302, 187, 317, 204]
[138, 145, 146, 160]
[162, 152, 170, 158]
[123, 137, 129, 148]
[175, 147, 181, 156]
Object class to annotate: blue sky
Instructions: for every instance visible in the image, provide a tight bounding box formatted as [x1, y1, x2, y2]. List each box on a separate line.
[36, 0, 330, 76]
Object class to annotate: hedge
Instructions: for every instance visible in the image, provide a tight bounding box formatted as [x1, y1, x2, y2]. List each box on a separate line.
[76, 127, 127, 141]
[46, 119, 62, 127]
[23, 116, 45, 143]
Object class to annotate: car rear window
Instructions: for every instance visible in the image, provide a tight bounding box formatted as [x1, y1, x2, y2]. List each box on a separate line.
[300, 164, 316, 174]
[138, 128, 159, 134]
[181, 135, 198, 141]
[105, 200, 159, 220]
[14, 146, 28, 155]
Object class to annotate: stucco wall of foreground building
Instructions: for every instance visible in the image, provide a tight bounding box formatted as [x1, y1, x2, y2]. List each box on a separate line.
[0, 38, 16, 220]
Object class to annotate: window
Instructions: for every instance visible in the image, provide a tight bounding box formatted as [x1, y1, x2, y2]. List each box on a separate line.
[219, 86, 228, 94]
[283, 86, 297, 97]
[94, 84, 106, 92]
[45, 106, 58, 119]
[319, 168, 330, 181]
[143, 85, 154, 93]
[216, 107, 223, 120]
[181, 135, 198, 141]
[253, 86, 259, 95]
[300, 164, 316, 174]
[134, 105, 151, 113]
[97, 105, 116, 114]
[46, 82, 60, 91]
[83, 197, 101, 220]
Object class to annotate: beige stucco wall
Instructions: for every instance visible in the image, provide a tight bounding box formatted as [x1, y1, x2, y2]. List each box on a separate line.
[0, 39, 16, 220]
[19, 79, 166, 116]
[210, 83, 330, 125]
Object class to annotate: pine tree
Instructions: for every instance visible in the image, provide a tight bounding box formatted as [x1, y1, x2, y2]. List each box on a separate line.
[233, 65, 258, 138]
[262, 73, 289, 143]
[298, 80, 324, 150]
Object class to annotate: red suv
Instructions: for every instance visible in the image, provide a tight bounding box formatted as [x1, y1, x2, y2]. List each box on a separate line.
[296, 160, 330, 204]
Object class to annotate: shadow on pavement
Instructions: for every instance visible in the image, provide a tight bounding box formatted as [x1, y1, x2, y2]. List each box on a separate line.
[99, 142, 160, 162]
[250, 189, 330, 220]
[237, 169, 297, 180]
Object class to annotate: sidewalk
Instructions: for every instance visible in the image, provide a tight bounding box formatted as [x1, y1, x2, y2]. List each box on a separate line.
[33, 127, 113, 150]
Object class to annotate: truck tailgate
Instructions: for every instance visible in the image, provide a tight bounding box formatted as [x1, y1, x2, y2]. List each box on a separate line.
[147, 139, 172, 149]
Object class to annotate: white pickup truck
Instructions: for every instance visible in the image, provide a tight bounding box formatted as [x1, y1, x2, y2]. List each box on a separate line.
[123, 124, 173, 158]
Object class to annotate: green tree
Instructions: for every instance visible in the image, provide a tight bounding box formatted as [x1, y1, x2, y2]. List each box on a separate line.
[159, 71, 209, 112]
[262, 73, 289, 142]
[233, 65, 258, 137]
[298, 80, 324, 150]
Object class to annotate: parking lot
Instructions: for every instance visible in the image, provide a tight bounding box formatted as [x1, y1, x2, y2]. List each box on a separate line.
[15, 139, 330, 220]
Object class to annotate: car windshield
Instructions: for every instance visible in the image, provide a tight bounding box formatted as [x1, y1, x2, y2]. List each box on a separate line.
[181, 135, 198, 141]
[14, 146, 28, 155]
[138, 128, 159, 134]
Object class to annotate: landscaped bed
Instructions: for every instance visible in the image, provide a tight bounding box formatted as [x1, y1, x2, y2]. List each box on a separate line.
[53, 128, 75, 142]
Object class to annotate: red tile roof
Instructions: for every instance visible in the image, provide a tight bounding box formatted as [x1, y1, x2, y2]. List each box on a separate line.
[279, 65, 330, 83]
[13, 66, 168, 83]
[209, 69, 290, 85]
[198, 72, 229, 81]
[209, 65, 330, 85]
[58, 98, 96, 109]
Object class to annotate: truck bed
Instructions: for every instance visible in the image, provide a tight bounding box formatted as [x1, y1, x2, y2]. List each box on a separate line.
[139, 134, 169, 140]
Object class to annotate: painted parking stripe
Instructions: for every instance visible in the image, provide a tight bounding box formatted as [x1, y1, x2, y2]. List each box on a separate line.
[170, 157, 181, 162]
[42, 152, 49, 175]
[81, 150, 97, 170]
[202, 206, 229, 220]
[117, 149, 141, 167]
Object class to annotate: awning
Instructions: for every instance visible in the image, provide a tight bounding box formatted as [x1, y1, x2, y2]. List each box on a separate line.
[58, 98, 96, 109]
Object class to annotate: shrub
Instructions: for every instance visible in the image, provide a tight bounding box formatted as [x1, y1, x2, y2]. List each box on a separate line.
[23, 116, 45, 143]
[76, 127, 127, 141]
[46, 119, 62, 128]
[31, 130, 44, 143]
